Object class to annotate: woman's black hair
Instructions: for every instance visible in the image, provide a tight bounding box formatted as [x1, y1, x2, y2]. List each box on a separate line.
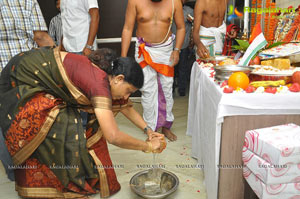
[88, 48, 144, 89]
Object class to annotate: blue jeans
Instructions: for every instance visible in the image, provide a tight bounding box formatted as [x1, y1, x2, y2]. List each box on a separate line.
[0, 128, 15, 181]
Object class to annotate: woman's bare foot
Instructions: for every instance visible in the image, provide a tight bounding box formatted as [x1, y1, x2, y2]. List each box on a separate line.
[162, 127, 177, 141]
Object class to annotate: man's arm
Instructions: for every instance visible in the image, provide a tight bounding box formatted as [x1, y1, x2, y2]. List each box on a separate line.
[193, 0, 209, 58]
[83, 7, 100, 56]
[170, 0, 185, 66]
[33, 31, 55, 47]
[121, 0, 136, 57]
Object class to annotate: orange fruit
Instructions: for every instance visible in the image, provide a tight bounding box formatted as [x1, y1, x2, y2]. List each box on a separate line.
[228, 72, 250, 90]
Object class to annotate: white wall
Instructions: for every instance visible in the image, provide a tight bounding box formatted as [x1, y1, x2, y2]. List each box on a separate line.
[276, 0, 299, 9]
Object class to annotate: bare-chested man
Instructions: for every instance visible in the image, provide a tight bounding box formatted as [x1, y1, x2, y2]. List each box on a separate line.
[193, 0, 228, 58]
[121, 0, 185, 141]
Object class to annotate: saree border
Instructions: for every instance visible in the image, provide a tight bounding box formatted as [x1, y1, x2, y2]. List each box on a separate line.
[86, 128, 103, 149]
[12, 106, 60, 166]
[91, 96, 112, 110]
[15, 185, 85, 198]
[89, 150, 110, 198]
[53, 47, 91, 106]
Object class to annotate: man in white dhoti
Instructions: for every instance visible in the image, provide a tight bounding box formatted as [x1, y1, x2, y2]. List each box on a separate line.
[193, 0, 228, 58]
[121, 0, 185, 141]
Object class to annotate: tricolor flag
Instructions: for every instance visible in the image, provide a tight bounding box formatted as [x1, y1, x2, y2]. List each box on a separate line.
[238, 23, 268, 66]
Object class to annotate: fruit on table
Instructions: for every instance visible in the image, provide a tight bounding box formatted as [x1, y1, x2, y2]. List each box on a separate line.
[289, 83, 300, 92]
[292, 71, 300, 85]
[245, 85, 256, 93]
[228, 72, 250, 90]
[265, 87, 277, 94]
[223, 86, 234, 93]
[249, 56, 261, 65]
[220, 80, 228, 88]
[249, 80, 286, 88]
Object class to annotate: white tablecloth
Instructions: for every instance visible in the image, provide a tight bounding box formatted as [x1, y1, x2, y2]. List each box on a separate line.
[186, 62, 300, 199]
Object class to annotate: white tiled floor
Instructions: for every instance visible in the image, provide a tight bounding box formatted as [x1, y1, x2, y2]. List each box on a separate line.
[0, 95, 207, 199]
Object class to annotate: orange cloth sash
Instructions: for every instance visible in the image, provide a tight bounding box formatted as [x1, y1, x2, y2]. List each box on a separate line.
[138, 43, 174, 77]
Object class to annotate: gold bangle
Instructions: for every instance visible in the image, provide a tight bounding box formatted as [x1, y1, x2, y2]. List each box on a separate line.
[143, 142, 152, 153]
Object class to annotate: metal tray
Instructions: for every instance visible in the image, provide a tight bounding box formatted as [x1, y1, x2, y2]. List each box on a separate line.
[213, 65, 254, 81]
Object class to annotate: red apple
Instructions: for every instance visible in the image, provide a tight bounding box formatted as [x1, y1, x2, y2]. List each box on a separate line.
[292, 71, 300, 85]
[253, 56, 261, 65]
[249, 56, 261, 65]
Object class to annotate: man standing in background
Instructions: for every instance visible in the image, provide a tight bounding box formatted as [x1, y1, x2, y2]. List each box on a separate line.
[0, 0, 54, 181]
[193, 0, 228, 58]
[49, 0, 62, 46]
[121, 0, 185, 141]
[172, 0, 194, 96]
[0, 0, 55, 71]
[60, 0, 99, 56]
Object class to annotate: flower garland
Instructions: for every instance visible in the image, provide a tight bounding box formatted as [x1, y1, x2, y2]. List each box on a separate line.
[283, 12, 300, 42]
[297, 27, 300, 41]
[278, 12, 296, 41]
[274, 13, 285, 42]
[268, 2, 278, 43]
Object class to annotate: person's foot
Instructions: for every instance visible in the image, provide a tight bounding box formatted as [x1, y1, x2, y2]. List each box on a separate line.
[162, 127, 177, 141]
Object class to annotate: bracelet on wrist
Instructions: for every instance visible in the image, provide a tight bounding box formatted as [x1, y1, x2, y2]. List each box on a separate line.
[143, 141, 152, 153]
[85, 44, 94, 50]
[143, 125, 152, 134]
[174, 47, 181, 52]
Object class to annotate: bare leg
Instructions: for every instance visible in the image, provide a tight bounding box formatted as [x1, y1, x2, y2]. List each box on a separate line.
[162, 127, 177, 141]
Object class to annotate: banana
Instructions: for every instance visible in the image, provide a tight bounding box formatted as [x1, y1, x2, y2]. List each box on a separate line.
[250, 80, 286, 88]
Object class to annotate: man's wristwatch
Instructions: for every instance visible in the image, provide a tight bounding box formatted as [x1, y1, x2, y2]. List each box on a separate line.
[174, 47, 181, 53]
[85, 44, 94, 50]
[143, 125, 152, 134]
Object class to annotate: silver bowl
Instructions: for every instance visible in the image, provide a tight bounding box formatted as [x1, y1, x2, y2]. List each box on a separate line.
[214, 65, 254, 81]
[130, 169, 179, 199]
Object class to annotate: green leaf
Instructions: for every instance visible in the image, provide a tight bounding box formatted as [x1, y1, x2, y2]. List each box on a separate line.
[235, 39, 250, 49]
[231, 45, 244, 50]
[251, 52, 259, 59]
[266, 41, 285, 49]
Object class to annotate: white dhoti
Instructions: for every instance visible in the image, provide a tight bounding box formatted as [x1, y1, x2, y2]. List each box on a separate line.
[197, 22, 226, 58]
[135, 36, 175, 131]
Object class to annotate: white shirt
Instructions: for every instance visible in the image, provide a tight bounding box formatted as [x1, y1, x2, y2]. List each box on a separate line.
[61, 0, 98, 52]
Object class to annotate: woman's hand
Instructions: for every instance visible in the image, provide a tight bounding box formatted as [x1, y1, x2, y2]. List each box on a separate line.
[148, 136, 167, 153]
[147, 129, 164, 141]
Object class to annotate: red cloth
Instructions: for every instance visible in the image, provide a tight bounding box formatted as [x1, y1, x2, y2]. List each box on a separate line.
[63, 53, 111, 99]
[8, 93, 121, 197]
[222, 24, 240, 56]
